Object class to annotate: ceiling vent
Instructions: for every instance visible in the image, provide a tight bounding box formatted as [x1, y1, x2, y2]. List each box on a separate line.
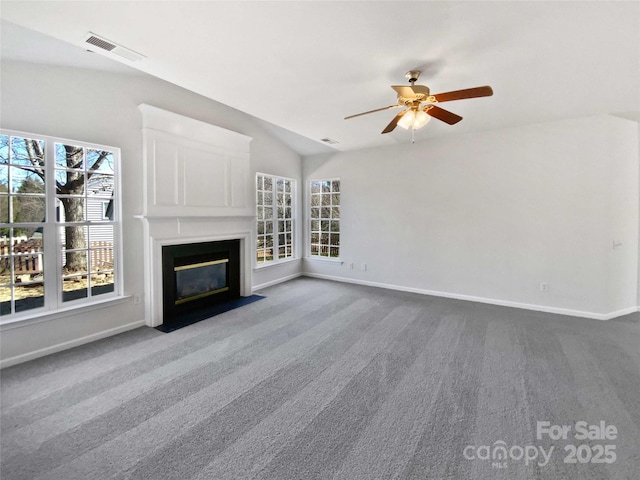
[83, 32, 146, 62]
[320, 137, 339, 144]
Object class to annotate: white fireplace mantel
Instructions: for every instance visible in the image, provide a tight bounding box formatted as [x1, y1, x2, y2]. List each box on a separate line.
[137, 215, 254, 327]
[137, 105, 255, 327]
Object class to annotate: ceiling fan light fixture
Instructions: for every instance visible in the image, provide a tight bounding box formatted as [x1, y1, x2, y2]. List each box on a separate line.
[398, 109, 430, 130]
[413, 110, 431, 129]
[397, 110, 416, 129]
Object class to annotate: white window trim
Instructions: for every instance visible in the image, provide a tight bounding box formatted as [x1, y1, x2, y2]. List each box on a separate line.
[0, 295, 131, 330]
[0, 129, 124, 324]
[307, 177, 341, 261]
[255, 173, 296, 268]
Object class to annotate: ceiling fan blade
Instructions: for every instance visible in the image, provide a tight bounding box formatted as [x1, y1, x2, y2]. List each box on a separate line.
[381, 110, 407, 134]
[431, 86, 493, 103]
[425, 105, 463, 125]
[344, 104, 403, 120]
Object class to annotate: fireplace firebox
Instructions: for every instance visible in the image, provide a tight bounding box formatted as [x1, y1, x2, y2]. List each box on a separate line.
[161, 239, 240, 328]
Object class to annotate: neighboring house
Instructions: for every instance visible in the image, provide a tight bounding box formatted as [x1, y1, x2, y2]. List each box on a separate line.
[57, 173, 114, 246]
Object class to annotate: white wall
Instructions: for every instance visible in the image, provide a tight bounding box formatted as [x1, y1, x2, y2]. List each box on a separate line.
[606, 118, 640, 314]
[0, 60, 302, 366]
[638, 123, 640, 308]
[303, 115, 639, 319]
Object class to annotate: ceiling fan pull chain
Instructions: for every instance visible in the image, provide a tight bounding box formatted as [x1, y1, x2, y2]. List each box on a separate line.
[411, 127, 416, 143]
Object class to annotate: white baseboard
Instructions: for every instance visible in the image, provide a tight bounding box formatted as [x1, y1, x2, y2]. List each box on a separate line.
[0, 319, 145, 369]
[303, 273, 638, 321]
[252, 273, 302, 292]
[603, 306, 640, 320]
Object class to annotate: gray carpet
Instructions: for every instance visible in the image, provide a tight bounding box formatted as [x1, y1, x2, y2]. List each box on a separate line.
[1, 277, 639, 480]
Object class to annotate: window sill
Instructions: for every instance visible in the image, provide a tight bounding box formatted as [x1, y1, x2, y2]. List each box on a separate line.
[304, 256, 343, 264]
[0, 295, 132, 331]
[254, 257, 300, 270]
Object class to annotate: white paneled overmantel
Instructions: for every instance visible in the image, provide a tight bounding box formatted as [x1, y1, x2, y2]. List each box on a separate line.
[138, 104, 253, 217]
[137, 105, 255, 327]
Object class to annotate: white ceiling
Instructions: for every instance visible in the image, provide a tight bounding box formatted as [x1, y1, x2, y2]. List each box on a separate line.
[1, 1, 639, 154]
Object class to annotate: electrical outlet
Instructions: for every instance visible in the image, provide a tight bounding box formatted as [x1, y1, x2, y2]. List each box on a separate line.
[361, 263, 367, 271]
[350, 262, 354, 270]
[539, 282, 549, 292]
[134, 294, 142, 304]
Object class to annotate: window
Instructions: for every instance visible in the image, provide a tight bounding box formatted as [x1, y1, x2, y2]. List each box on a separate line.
[0, 130, 121, 319]
[100, 200, 112, 221]
[256, 174, 294, 265]
[309, 179, 340, 258]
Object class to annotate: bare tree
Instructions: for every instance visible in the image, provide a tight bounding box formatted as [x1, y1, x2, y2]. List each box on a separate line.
[21, 141, 110, 272]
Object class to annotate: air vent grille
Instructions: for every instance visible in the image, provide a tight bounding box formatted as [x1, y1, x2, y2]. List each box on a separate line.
[85, 35, 116, 52]
[83, 32, 146, 62]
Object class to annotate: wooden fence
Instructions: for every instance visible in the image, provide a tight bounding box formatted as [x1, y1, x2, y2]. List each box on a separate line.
[0, 239, 43, 275]
[89, 241, 114, 269]
[0, 238, 114, 276]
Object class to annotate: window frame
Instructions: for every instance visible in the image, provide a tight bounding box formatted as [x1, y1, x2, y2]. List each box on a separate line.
[0, 129, 124, 323]
[308, 178, 341, 261]
[255, 173, 296, 268]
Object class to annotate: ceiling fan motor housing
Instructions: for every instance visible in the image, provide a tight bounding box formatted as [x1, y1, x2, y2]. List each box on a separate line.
[395, 85, 430, 105]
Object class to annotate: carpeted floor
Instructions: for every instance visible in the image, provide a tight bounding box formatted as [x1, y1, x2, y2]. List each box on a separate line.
[1, 277, 639, 480]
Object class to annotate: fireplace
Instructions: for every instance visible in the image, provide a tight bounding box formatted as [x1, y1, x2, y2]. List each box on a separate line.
[138, 104, 255, 329]
[161, 239, 240, 328]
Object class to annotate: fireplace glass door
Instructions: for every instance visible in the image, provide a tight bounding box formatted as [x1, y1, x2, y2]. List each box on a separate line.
[175, 259, 229, 305]
[162, 240, 240, 327]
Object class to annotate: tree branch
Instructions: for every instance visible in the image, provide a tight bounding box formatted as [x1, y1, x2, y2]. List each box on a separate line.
[24, 140, 46, 183]
[86, 151, 110, 180]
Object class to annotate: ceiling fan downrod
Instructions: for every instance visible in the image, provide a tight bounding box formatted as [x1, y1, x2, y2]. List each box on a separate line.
[405, 70, 421, 85]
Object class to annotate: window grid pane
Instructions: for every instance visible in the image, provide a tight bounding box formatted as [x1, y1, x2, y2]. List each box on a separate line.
[1, 130, 119, 318]
[0, 229, 46, 315]
[310, 180, 340, 258]
[1, 133, 48, 316]
[57, 143, 116, 303]
[256, 174, 295, 264]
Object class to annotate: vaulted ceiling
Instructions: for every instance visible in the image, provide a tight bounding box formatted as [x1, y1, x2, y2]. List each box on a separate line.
[1, 1, 639, 154]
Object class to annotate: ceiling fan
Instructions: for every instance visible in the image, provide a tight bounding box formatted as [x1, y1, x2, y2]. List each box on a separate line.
[344, 71, 493, 134]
